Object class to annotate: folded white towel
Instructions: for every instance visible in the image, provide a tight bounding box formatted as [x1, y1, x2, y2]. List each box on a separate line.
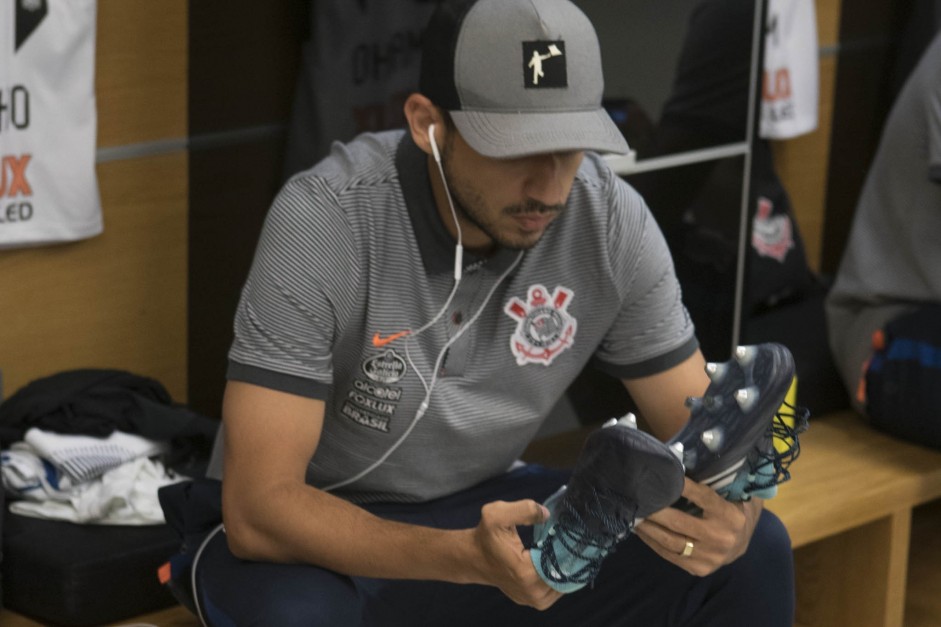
[24, 428, 168, 483]
[1, 447, 74, 501]
[8, 456, 187, 525]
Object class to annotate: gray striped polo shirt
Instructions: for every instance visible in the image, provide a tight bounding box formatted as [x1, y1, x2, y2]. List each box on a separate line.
[226, 130, 696, 503]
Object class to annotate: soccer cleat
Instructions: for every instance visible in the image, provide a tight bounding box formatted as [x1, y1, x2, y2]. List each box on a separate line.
[670, 343, 809, 511]
[530, 413, 685, 592]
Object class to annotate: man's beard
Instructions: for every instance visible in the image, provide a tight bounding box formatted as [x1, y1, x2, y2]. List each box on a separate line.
[443, 161, 564, 251]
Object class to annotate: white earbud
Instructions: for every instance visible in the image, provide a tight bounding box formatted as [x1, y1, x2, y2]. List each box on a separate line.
[426, 122, 461, 280]
[429, 123, 442, 164]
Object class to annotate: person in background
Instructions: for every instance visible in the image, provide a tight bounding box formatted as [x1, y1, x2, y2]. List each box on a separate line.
[826, 32, 941, 448]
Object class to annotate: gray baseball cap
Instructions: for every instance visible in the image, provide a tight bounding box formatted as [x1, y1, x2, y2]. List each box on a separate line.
[419, 0, 630, 158]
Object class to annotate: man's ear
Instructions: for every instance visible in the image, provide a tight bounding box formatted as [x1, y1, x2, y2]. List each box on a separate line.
[404, 93, 442, 157]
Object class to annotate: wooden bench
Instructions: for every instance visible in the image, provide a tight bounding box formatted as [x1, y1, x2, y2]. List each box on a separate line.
[766, 411, 941, 627]
[4, 411, 941, 627]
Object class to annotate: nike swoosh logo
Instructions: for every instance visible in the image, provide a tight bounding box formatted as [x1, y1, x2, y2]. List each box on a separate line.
[372, 330, 410, 348]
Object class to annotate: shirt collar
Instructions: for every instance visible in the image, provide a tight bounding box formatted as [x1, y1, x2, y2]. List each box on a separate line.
[395, 134, 522, 277]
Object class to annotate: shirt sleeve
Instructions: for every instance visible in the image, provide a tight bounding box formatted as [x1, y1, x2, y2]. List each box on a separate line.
[591, 177, 698, 379]
[227, 175, 361, 399]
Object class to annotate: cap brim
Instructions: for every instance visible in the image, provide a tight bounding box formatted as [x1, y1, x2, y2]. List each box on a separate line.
[450, 107, 630, 158]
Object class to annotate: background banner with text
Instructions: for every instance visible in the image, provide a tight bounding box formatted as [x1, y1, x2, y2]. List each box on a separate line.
[1, 0, 102, 249]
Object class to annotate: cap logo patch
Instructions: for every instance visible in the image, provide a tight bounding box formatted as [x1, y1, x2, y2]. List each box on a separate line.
[523, 41, 567, 88]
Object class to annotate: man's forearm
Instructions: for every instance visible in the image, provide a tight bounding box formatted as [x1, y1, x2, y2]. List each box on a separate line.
[223, 480, 479, 584]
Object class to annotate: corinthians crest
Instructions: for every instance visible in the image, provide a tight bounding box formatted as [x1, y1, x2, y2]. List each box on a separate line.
[752, 196, 794, 262]
[504, 284, 577, 366]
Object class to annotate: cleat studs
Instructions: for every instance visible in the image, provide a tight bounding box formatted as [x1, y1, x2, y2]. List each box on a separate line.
[701, 428, 724, 452]
[670, 442, 685, 463]
[618, 412, 639, 429]
[685, 396, 703, 411]
[602, 417, 618, 428]
[703, 395, 723, 411]
[705, 362, 729, 382]
[734, 345, 758, 366]
[735, 386, 759, 412]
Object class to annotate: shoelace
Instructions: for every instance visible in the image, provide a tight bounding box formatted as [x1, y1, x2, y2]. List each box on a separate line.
[750, 401, 811, 490]
[537, 485, 637, 587]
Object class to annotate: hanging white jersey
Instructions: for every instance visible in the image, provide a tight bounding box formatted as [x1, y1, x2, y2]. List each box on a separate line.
[0, 0, 102, 249]
[760, 0, 819, 139]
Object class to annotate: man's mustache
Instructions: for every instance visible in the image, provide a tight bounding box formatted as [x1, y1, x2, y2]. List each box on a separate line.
[504, 201, 564, 216]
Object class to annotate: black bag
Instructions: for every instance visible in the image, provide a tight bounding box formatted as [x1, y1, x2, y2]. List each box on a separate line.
[866, 304, 941, 447]
[1, 513, 180, 626]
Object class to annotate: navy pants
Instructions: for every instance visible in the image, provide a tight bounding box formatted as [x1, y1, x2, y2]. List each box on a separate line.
[195, 465, 794, 627]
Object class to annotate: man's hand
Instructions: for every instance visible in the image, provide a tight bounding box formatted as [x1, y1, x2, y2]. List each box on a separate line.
[469, 499, 563, 610]
[633, 478, 763, 576]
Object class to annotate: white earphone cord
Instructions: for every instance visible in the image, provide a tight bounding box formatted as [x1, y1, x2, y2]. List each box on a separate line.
[322, 250, 522, 492]
[322, 124, 522, 491]
[429, 123, 464, 282]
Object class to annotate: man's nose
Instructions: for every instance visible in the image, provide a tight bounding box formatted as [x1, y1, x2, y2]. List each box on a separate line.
[524, 154, 566, 205]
